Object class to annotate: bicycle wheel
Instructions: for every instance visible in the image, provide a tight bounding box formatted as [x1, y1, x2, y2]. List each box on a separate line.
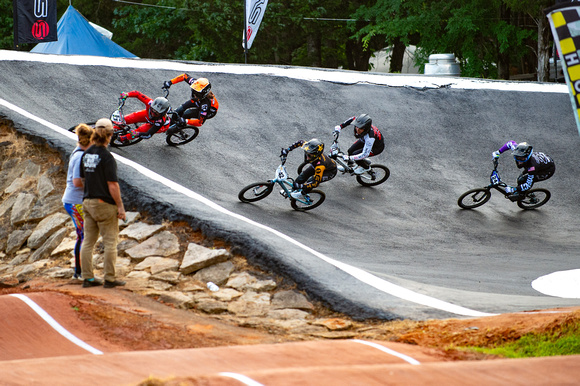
[291, 189, 325, 211]
[517, 188, 551, 210]
[110, 130, 143, 148]
[356, 164, 390, 186]
[458, 188, 492, 209]
[166, 126, 199, 146]
[238, 182, 274, 203]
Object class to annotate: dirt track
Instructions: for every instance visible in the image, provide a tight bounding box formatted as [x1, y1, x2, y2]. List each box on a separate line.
[1, 285, 579, 385]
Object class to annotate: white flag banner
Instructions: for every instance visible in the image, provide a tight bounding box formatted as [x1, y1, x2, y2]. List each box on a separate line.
[245, 0, 268, 50]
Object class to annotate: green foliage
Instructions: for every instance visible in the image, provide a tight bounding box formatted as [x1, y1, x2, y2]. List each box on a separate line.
[469, 322, 580, 358]
[0, 0, 14, 49]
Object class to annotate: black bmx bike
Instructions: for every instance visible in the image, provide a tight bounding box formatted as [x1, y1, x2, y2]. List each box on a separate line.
[457, 159, 551, 210]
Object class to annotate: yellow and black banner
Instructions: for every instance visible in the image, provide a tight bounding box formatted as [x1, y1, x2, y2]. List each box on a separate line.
[545, 1, 580, 135]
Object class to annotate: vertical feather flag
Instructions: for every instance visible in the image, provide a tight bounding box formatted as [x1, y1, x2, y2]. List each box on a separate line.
[545, 1, 580, 135]
[245, 0, 268, 50]
[13, 0, 58, 45]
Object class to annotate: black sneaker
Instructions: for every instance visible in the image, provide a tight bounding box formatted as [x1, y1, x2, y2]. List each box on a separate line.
[82, 278, 102, 288]
[104, 279, 126, 288]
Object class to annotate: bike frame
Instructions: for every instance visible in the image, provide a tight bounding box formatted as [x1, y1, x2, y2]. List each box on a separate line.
[487, 159, 513, 197]
[272, 157, 315, 206]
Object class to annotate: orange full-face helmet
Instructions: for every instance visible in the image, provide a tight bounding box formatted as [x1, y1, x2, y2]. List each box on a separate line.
[190, 78, 211, 99]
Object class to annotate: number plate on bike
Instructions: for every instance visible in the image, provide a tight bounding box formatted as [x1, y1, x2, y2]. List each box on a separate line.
[275, 166, 288, 180]
[490, 171, 500, 185]
[111, 110, 123, 125]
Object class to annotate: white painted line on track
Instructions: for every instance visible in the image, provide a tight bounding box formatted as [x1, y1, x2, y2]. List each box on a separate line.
[0, 96, 495, 317]
[532, 269, 580, 298]
[219, 372, 265, 386]
[352, 339, 421, 365]
[9, 294, 103, 355]
[0, 49, 569, 93]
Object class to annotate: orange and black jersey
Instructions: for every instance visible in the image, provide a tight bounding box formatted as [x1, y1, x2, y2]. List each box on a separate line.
[168, 73, 219, 127]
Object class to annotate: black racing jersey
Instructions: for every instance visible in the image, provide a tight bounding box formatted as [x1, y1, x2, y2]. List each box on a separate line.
[80, 145, 118, 205]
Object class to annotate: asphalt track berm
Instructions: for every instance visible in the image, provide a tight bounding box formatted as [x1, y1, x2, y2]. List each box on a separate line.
[0, 51, 579, 322]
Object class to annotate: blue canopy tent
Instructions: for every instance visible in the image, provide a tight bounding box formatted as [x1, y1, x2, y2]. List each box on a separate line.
[31, 6, 137, 58]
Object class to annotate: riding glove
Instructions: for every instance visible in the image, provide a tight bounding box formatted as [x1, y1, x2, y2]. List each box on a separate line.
[492, 150, 500, 159]
[163, 81, 172, 89]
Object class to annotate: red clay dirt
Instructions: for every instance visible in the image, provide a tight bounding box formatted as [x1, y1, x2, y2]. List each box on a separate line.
[0, 279, 579, 385]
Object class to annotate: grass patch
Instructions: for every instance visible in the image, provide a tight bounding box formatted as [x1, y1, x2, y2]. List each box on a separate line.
[467, 321, 580, 358]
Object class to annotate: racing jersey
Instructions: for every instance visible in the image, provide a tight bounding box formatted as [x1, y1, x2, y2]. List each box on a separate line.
[349, 125, 385, 161]
[287, 140, 337, 189]
[497, 140, 555, 191]
[123, 90, 170, 135]
[169, 73, 219, 126]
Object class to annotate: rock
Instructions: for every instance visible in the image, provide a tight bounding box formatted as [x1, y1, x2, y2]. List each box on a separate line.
[0, 194, 17, 218]
[26, 212, 70, 249]
[118, 211, 141, 228]
[22, 160, 41, 177]
[312, 318, 354, 331]
[196, 299, 229, 314]
[5, 229, 33, 255]
[228, 291, 271, 317]
[226, 272, 277, 292]
[211, 288, 244, 302]
[29, 227, 68, 262]
[10, 193, 36, 226]
[28, 194, 63, 221]
[37, 174, 55, 199]
[46, 267, 74, 279]
[150, 271, 181, 285]
[179, 243, 230, 275]
[192, 261, 234, 285]
[125, 231, 180, 261]
[156, 291, 194, 309]
[134, 256, 166, 271]
[271, 290, 314, 311]
[150, 258, 180, 275]
[266, 308, 310, 320]
[4, 178, 33, 195]
[0, 275, 19, 288]
[51, 237, 76, 256]
[120, 222, 165, 241]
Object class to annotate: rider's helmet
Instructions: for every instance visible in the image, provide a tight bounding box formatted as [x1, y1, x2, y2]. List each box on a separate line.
[353, 114, 372, 138]
[302, 138, 325, 162]
[512, 142, 533, 163]
[190, 78, 211, 99]
[149, 97, 170, 120]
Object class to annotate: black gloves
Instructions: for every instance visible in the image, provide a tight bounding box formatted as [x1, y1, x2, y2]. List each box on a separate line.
[163, 80, 172, 89]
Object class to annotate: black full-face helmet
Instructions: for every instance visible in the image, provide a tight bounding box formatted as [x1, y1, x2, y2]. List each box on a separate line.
[512, 142, 533, 163]
[302, 138, 324, 162]
[353, 114, 372, 138]
[149, 97, 170, 120]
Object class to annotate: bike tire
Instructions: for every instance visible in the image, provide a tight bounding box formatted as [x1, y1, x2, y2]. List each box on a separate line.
[68, 122, 96, 132]
[517, 188, 551, 210]
[166, 126, 199, 146]
[356, 164, 390, 186]
[458, 188, 492, 209]
[291, 189, 325, 211]
[109, 131, 143, 148]
[238, 182, 274, 203]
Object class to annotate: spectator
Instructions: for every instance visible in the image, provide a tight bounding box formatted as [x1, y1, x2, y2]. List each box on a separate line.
[62, 123, 93, 279]
[80, 118, 127, 289]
